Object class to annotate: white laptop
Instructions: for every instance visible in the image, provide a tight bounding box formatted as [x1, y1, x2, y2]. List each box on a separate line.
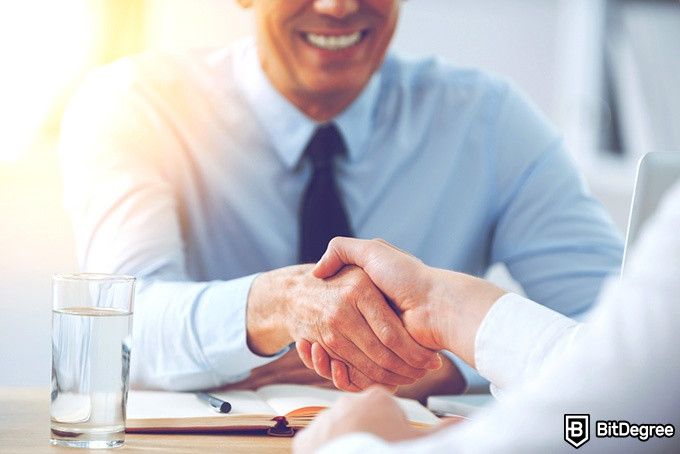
[622, 151, 680, 274]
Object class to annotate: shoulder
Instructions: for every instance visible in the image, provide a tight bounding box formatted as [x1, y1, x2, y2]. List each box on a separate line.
[70, 40, 249, 114]
[377, 54, 565, 195]
[375, 53, 558, 157]
[379, 52, 512, 110]
[384, 54, 561, 154]
[60, 42, 251, 162]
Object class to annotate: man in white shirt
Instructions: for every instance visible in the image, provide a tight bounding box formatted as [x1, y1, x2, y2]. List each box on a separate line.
[59, 0, 622, 396]
[293, 182, 680, 452]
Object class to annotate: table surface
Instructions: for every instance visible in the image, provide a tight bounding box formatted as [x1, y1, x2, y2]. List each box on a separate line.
[0, 388, 292, 453]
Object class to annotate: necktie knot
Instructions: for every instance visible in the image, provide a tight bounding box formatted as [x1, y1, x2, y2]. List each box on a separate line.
[305, 124, 346, 171]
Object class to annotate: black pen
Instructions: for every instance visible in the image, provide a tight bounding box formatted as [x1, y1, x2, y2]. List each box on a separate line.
[196, 392, 232, 413]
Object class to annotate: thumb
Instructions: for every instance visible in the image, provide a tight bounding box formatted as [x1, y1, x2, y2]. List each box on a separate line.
[313, 237, 368, 278]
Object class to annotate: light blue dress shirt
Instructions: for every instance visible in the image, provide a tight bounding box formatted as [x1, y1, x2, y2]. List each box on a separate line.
[59, 38, 623, 391]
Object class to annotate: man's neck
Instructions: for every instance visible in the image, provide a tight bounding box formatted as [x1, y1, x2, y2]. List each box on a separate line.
[280, 85, 360, 123]
[298, 95, 356, 123]
[258, 59, 363, 122]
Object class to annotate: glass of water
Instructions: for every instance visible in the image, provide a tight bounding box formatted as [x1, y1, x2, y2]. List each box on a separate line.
[51, 273, 135, 449]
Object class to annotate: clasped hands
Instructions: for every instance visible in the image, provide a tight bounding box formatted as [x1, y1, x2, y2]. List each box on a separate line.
[296, 238, 447, 391]
[246, 237, 504, 392]
[246, 239, 441, 391]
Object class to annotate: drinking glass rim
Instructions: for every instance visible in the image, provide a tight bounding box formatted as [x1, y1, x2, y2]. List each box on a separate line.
[53, 273, 136, 283]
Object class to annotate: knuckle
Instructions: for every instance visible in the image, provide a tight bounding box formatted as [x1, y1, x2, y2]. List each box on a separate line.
[325, 306, 344, 328]
[347, 268, 370, 286]
[379, 327, 402, 351]
[326, 315, 340, 331]
[341, 290, 359, 305]
[370, 238, 386, 250]
[336, 282, 356, 301]
[328, 236, 343, 249]
[324, 333, 342, 351]
[366, 238, 387, 257]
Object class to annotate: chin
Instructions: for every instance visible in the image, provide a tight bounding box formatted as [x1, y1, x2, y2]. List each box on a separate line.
[301, 73, 372, 99]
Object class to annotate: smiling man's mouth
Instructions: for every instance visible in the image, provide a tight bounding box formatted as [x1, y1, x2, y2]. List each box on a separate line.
[302, 31, 366, 51]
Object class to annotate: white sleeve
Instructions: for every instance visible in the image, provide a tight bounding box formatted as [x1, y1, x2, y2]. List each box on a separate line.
[318, 183, 680, 452]
[441, 292, 579, 395]
[474, 293, 580, 398]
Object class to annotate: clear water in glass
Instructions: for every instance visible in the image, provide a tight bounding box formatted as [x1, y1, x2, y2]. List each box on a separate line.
[50, 307, 132, 449]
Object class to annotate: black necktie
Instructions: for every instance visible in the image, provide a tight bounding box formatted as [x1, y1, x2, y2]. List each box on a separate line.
[299, 124, 353, 263]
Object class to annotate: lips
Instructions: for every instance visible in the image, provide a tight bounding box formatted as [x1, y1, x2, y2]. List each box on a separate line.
[302, 31, 367, 51]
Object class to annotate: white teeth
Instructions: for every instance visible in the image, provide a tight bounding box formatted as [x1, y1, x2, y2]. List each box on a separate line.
[305, 32, 362, 50]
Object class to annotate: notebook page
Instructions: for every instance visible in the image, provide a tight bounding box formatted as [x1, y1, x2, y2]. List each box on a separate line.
[127, 390, 276, 419]
[256, 384, 439, 425]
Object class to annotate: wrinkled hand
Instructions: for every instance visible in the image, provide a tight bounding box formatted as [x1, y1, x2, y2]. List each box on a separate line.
[248, 264, 441, 391]
[293, 387, 420, 454]
[298, 238, 504, 384]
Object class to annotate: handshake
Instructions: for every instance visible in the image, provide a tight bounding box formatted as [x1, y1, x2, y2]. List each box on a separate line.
[246, 237, 506, 392]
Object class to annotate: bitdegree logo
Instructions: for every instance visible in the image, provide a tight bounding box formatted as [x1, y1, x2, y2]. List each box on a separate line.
[564, 414, 676, 448]
[564, 414, 590, 448]
[596, 420, 675, 442]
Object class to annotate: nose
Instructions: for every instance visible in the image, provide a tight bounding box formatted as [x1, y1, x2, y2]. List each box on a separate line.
[313, 0, 360, 19]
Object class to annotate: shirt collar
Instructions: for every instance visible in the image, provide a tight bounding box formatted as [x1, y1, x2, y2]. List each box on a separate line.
[236, 38, 381, 169]
[334, 69, 381, 163]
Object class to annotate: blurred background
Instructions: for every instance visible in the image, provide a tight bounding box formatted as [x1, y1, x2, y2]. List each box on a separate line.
[1, 0, 679, 386]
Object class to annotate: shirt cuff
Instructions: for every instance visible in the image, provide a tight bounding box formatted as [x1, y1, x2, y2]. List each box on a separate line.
[318, 433, 391, 454]
[474, 293, 577, 395]
[194, 273, 289, 383]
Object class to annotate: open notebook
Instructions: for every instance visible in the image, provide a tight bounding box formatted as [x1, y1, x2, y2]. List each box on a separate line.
[126, 384, 440, 435]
